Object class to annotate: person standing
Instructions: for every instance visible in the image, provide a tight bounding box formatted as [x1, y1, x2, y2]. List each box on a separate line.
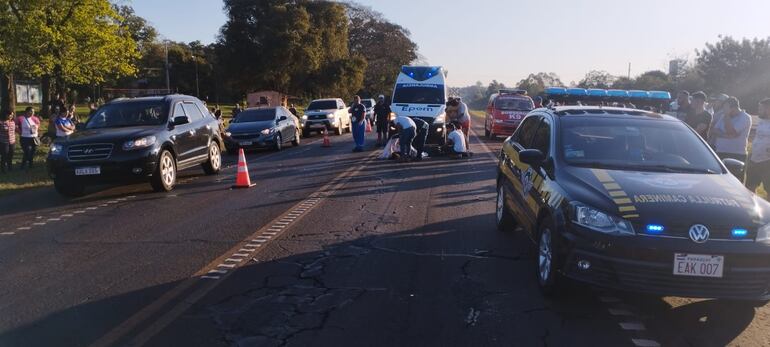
[673, 91, 691, 120]
[394, 115, 416, 161]
[374, 95, 392, 146]
[15, 107, 40, 170]
[685, 92, 713, 140]
[412, 118, 429, 161]
[0, 111, 16, 173]
[707, 93, 730, 146]
[350, 95, 367, 152]
[457, 97, 472, 146]
[288, 104, 298, 117]
[712, 97, 751, 162]
[747, 98, 770, 193]
[55, 109, 76, 138]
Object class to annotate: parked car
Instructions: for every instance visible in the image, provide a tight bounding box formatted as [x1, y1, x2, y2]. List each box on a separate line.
[496, 105, 770, 303]
[301, 98, 351, 137]
[224, 107, 300, 154]
[47, 95, 224, 196]
[485, 89, 534, 139]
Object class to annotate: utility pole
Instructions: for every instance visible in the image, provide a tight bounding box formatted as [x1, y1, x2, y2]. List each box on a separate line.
[164, 41, 170, 93]
[627, 62, 631, 79]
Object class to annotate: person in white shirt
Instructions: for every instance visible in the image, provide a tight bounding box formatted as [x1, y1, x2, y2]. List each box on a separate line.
[445, 122, 471, 159]
[712, 97, 752, 162]
[393, 115, 416, 161]
[747, 98, 770, 193]
[456, 98, 471, 145]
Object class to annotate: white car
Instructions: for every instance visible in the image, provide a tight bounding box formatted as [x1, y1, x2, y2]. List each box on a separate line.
[301, 98, 352, 136]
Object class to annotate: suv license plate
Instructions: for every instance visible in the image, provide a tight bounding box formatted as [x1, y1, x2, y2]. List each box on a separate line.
[239, 141, 253, 146]
[75, 167, 101, 176]
[673, 253, 724, 278]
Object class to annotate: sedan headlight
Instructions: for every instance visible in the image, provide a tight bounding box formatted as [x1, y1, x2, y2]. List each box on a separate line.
[261, 128, 275, 136]
[757, 223, 770, 242]
[123, 136, 157, 151]
[50, 143, 64, 156]
[434, 112, 446, 123]
[571, 202, 634, 236]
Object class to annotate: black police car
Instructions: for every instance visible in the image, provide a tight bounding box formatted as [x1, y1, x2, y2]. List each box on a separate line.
[496, 106, 770, 302]
[48, 95, 224, 196]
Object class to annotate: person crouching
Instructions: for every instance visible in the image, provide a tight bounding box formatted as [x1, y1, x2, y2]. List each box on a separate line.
[445, 122, 472, 159]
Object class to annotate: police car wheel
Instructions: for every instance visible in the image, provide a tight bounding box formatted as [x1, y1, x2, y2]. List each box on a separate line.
[496, 184, 516, 231]
[537, 220, 562, 296]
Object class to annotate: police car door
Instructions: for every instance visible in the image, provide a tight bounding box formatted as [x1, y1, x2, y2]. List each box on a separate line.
[523, 116, 552, 234]
[500, 115, 542, 229]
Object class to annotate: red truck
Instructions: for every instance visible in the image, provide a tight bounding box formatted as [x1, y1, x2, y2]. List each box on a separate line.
[484, 89, 534, 139]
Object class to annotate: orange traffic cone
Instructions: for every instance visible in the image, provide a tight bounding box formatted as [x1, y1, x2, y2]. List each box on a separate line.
[232, 148, 255, 189]
[321, 130, 332, 147]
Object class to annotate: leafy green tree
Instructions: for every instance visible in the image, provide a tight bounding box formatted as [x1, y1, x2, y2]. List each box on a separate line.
[516, 72, 563, 96]
[633, 70, 672, 91]
[578, 70, 616, 89]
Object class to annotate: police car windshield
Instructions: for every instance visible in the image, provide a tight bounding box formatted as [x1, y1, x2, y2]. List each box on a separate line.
[560, 117, 723, 174]
[86, 101, 167, 129]
[233, 109, 276, 123]
[393, 86, 445, 104]
[495, 98, 534, 111]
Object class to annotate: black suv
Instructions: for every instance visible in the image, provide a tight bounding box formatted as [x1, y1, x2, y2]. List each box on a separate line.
[47, 95, 224, 196]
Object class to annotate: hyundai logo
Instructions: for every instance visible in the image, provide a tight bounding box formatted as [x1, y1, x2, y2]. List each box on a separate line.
[83, 148, 95, 155]
[688, 224, 710, 243]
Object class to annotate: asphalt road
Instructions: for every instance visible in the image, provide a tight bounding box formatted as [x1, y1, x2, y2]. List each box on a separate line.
[0, 117, 768, 347]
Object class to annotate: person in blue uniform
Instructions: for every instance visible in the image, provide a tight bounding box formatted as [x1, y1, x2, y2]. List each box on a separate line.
[350, 95, 367, 152]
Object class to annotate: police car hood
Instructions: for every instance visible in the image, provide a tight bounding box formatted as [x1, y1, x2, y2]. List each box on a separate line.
[563, 167, 770, 231]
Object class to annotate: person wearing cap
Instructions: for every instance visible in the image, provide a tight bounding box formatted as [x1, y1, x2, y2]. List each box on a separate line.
[374, 95, 391, 146]
[684, 91, 713, 140]
[712, 96, 751, 163]
[747, 98, 770, 193]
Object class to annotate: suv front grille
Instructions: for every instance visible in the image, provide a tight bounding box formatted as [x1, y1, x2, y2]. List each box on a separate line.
[308, 115, 328, 120]
[68, 144, 114, 161]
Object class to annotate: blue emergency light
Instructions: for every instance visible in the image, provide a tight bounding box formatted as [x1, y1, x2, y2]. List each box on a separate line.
[732, 228, 748, 237]
[628, 90, 650, 99]
[648, 91, 672, 100]
[545, 87, 567, 95]
[646, 224, 665, 234]
[607, 90, 629, 98]
[567, 88, 588, 97]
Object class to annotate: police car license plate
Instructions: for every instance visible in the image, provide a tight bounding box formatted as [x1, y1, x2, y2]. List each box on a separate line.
[673, 253, 724, 278]
[239, 141, 253, 146]
[75, 166, 100, 176]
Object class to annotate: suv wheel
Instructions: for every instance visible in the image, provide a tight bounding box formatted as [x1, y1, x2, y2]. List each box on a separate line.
[537, 220, 562, 296]
[496, 184, 516, 231]
[274, 133, 283, 151]
[292, 129, 301, 146]
[54, 178, 86, 197]
[151, 150, 177, 192]
[202, 143, 222, 175]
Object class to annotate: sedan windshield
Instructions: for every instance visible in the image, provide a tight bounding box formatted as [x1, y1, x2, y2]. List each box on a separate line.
[233, 109, 276, 123]
[495, 97, 534, 111]
[561, 117, 723, 174]
[86, 101, 167, 129]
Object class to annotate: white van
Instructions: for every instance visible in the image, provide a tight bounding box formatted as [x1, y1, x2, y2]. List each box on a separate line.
[391, 66, 448, 145]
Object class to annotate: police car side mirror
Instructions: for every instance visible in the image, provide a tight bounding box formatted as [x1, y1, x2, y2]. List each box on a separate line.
[520, 149, 546, 167]
[722, 158, 745, 177]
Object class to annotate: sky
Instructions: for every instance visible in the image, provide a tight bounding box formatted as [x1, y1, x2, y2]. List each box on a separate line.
[129, 0, 770, 87]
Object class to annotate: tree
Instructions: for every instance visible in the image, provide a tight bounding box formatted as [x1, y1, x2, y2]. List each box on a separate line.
[633, 70, 671, 91]
[516, 72, 563, 96]
[578, 70, 616, 89]
[344, 3, 418, 96]
[0, 0, 139, 115]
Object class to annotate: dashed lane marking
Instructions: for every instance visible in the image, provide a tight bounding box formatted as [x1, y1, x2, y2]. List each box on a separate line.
[619, 322, 646, 331]
[60, 214, 74, 218]
[631, 339, 661, 347]
[232, 253, 251, 257]
[47, 218, 61, 222]
[16, 227, 31, 231]
[225, 258, 243, 263]
[1, 232, 15, 236]
[217, 263, 236, 269]
[239, 248, 257, 253]
[91, 148, 379, 347]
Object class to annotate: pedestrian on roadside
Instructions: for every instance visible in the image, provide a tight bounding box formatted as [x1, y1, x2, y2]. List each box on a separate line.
[712, 97, 751, 162]
[0, 111, 16, 173]
[445, 122, 472, 159]
[55, 108, 76, 138]
[288, 104, 298, 117]
[674, 91, 691, 120]
[412, 118, 429, 161]
[747, 98, 770, 193]
[68, 104, 79, 124]
[350, 95, 367, 152]
[707, 93, 730, 146]
[53, 94, 67, 114]
[394, 115, 416, 162]
[374, 95, 392, 146]
[15, 107, 40, 170]
[685, 92, 713, 140]
[456, 97, 472, 146]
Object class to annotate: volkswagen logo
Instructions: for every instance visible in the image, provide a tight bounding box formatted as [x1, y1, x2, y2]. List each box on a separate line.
[83, 148, 95, 155]
[688, 224, 710, 243]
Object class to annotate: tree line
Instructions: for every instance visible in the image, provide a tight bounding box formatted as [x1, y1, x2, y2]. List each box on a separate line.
[0, 0, 419, 117]
[458, 36, 770, 113]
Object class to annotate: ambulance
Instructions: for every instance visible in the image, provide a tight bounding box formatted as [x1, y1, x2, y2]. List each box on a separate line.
[391, 66, 448, 145]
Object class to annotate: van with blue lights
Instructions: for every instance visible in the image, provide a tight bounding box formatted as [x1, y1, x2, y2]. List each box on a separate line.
[495, 105, 770, 303]
[391, 66, 448, 145]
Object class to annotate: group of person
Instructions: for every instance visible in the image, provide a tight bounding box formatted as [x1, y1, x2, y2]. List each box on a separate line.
[671, 90, 770, 194]
[0, 107, 43, 173]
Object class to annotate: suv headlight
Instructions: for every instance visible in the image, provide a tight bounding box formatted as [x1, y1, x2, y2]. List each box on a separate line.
[123, 136, 157, 151]
[326, 114, 335, 119]
[261, 128, 275, 136]
[50, 143, 64, 156]
[434, 113, 446, 124]
[757, 223, 770, 242]
[301, 115, 308, 121]
[571, 202, 635, 236]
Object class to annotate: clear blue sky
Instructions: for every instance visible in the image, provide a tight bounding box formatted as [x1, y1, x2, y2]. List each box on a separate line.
[130, 0, 770, 87]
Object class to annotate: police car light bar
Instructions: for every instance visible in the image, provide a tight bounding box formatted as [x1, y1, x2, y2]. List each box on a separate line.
[544, 87, 672, 104]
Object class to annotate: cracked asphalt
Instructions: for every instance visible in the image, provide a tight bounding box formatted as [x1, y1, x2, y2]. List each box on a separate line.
[0, 118, 768, 346]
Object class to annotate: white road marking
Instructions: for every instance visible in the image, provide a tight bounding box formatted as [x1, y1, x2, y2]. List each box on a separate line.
[17, 227, 31, 231]
[108, 200, 119, 204]
[100, 204, 108, 207]
[619, 322, 646, 331]
[239, 248, 257, 253]
[1, 232, 15, 235]
[225, 258, 243, 263]
[631, 339, 661, 347]
[35, 216, 43, 219]
[252, 239, 268, 243]
[267, 228, 283, 232]
[263, 232, 278, 235]
[275, 222, 289, 226]
[256, 235, 271, 239]
[47, 218, 61, 222]
[245, 244, 260, 248]
[218, 263, 236, 269]
[208, 269, 227, 275]
[232, 253, 250, 257]
[61, 214, 74, 218]
[33, 222, 46, 226]
[74, 210, 86, 214]
[86, 207, 98, 210]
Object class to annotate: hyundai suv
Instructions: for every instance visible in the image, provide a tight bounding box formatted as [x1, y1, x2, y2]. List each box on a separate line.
[47, 95, 224, 196]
